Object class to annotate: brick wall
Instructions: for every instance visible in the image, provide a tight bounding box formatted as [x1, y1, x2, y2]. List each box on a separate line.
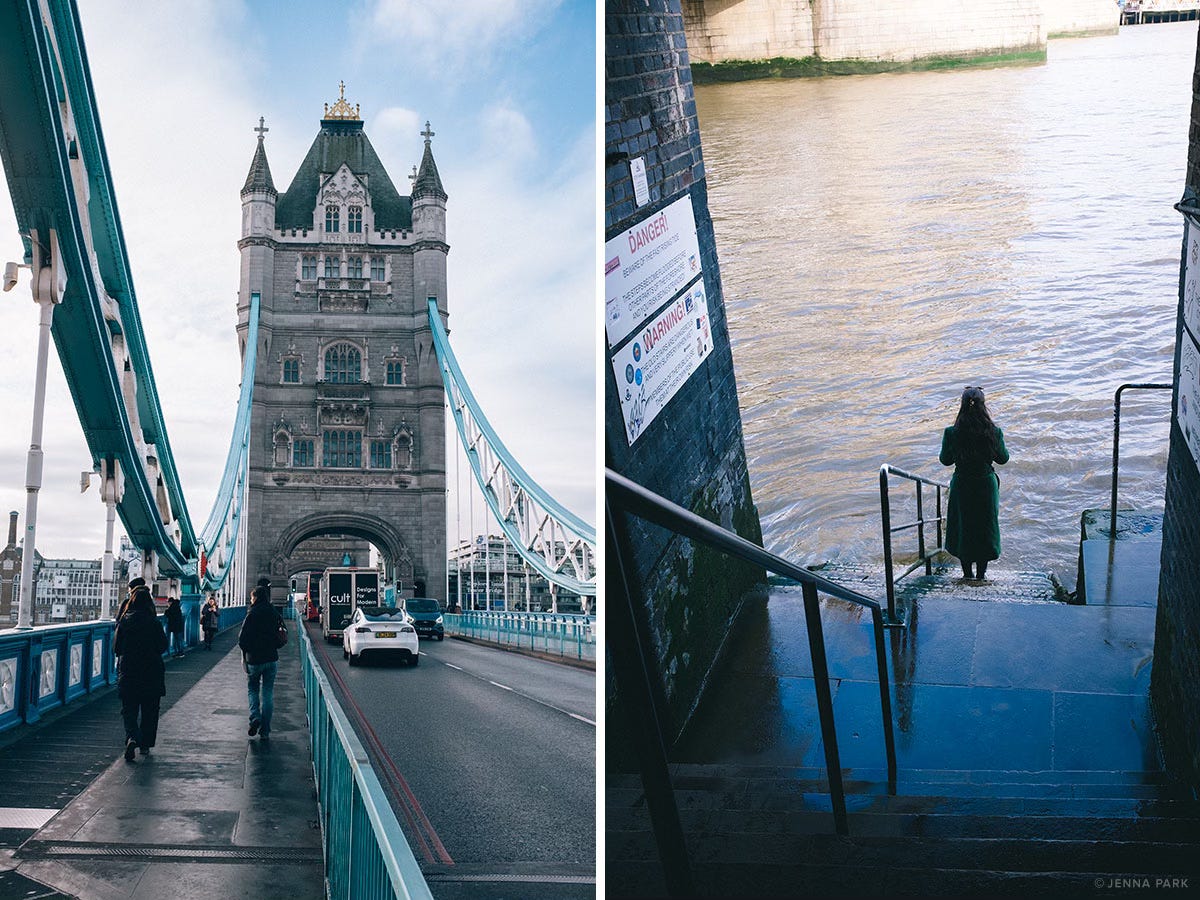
[606, 0, 765, 751]
[1150, 28, 1200, 791]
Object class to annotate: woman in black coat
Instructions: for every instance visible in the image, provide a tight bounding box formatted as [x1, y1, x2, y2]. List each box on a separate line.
[114, 586, 168, 761]
[165, 595, 186, 658]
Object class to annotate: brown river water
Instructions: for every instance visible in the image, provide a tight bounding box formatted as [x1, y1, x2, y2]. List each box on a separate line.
[694, 22, 1197, 588]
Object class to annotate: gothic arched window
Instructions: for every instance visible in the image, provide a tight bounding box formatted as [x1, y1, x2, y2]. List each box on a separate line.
[324, 343, 362, 383]
[325, 204, 340, 233]
[348, 206, 363, 233]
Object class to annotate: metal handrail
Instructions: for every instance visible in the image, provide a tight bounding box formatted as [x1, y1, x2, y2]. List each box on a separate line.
[1109, 383, 1172, 537]
[607, 469, 897, 845]
[879, 464, 949, 623]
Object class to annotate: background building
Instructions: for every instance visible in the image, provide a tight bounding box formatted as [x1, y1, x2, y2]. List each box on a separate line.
[448, 535, 589, 614]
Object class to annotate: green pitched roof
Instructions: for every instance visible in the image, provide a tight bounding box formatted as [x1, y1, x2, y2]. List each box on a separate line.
[275, 119, 412, 231]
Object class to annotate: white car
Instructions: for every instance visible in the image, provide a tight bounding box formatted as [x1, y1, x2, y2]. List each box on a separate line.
[342, 605, 419, 666]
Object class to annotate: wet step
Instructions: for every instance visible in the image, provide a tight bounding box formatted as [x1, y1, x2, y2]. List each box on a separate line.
[609, 804, 1200, 843]
[608, 858, 1128, 899]
[803, 560, 1065, 604]
[609, 826, 1200, 870]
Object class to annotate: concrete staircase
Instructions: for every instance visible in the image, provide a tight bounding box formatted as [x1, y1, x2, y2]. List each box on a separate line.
[607, 762, 1200, 896]
[606, 544, 1194, 897]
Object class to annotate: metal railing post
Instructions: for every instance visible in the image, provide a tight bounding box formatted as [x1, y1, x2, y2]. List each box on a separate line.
[916, 481, 930, 577]
[1109, 383, 1172, 538]
[870, 605, 898, 785]
[879, 467, 897, 622]
[606, 499, 694, 896]
[801, 580, 848, 835]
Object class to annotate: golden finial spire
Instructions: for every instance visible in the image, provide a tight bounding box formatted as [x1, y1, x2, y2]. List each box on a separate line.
[324, 81, 361, 121]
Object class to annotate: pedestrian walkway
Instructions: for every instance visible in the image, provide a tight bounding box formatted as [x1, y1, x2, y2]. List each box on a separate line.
[0, 625, 323, 899]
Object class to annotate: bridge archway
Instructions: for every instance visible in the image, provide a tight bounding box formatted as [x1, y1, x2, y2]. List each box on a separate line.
[269, 511, 420, 595]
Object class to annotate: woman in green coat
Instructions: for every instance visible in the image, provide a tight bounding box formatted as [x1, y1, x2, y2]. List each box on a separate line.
[940, 386, 1010, 581]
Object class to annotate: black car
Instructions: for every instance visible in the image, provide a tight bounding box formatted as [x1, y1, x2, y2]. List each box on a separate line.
[405, 597, 444, 640]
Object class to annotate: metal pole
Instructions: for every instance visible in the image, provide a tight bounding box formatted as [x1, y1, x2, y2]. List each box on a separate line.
[606, 500, 694, 896]
[916, 481, 929, 576]
[485, 531, 491, 611]
[502, 532, 509, 611]
[870, 605, 898, 785]
[801, 581, 848, 835]
[455, 430, 462, 611]
[1110, 385, 1123, 539]
[101, 496, 116, 619]
[878, 467, 898, 626]
[17, 284, 62, 629]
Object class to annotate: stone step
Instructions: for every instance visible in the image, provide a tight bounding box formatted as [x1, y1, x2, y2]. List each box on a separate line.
[608, 805, 1200, 843]
[799, 560, 1066, 604]
[611, 765, 1193, 801]
[608, 858, 1189, 899]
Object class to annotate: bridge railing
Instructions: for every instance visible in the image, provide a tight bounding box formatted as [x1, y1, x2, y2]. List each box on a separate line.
[298, 620, 434, 900]
[0, 620, 116, 734]
[443, 611, 595, 661]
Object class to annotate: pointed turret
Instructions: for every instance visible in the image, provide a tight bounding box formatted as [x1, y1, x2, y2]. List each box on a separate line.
[411, 120, 448, 323]
[413, 123, 447, 202]
[242, 118, 277, 197]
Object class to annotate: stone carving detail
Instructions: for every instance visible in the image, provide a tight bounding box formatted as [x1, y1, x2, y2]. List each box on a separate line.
[279, 472, 410, 487]
[69, 644, 82, 686]
[40, 648, 57, 698]
[0, 657, 15, 714]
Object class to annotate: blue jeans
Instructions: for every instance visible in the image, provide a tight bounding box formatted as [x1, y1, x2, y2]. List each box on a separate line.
[246, 661, 277, 736]
[171, 631, 186, 656]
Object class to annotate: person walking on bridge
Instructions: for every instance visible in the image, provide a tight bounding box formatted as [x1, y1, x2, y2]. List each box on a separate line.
[238, 579, 283, 740]
[201, 594, 220, 650]
[114, 584, 168, 761]
[940, 386, 1010, 582]
[165, 595, 186, 658]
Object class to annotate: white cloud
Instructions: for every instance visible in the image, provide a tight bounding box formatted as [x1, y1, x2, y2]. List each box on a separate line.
[373, 106, 423, 147]
[481, 103, 537, 162]
[364, 0, 562, 65]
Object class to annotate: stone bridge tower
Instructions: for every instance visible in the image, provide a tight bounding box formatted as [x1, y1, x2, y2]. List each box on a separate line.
[236, 86, 448, 602]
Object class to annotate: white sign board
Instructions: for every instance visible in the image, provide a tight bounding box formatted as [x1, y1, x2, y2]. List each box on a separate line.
[1179, 333, 1200, 473]
[604, 195, 703, 347]
[611, 282, 713, 444]
[1186, 227, 1200, 344]
[630, 157, 649, 208]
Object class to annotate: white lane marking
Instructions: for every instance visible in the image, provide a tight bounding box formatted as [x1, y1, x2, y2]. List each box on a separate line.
[440, 659, 593, 725]
[0, 808, 59, 829]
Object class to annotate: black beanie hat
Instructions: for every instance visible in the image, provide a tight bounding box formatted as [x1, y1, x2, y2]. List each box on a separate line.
[128, 576, 146, 590]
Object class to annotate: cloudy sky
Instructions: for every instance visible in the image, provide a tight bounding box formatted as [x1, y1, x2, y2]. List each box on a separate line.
[0, 0, 597, 561]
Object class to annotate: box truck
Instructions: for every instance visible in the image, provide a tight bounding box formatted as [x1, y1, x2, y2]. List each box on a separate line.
[320, 567, 380, 642]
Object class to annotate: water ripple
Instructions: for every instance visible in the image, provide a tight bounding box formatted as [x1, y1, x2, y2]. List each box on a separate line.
[695, 24, 1193, 588]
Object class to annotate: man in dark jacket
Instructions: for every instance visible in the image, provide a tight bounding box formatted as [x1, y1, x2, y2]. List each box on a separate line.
[114, 585, 168, 761]
[238, 579, 283, 739]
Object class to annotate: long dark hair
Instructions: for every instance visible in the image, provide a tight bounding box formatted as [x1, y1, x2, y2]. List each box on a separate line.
[953, 386, 998, 464]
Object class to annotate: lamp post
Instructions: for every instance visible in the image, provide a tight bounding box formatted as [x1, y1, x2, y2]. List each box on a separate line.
[6, 230, 66, 630]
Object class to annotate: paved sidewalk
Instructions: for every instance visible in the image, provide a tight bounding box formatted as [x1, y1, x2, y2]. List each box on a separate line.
[0, 626, 323, 899]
